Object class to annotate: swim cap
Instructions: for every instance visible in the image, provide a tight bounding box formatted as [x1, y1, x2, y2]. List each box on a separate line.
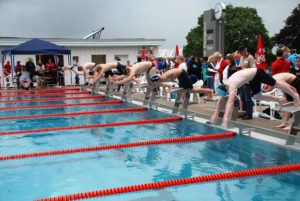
[151, 74, 160, 82]
[216, 84, 228, 97]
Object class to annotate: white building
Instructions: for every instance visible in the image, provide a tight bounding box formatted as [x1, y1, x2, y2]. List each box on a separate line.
[0, 37, 165, 86]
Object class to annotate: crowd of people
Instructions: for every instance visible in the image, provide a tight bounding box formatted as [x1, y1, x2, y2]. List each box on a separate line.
[2, 57, 65, 89]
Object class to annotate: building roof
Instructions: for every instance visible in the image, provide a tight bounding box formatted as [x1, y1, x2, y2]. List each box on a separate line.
[0, 37, 165, 47]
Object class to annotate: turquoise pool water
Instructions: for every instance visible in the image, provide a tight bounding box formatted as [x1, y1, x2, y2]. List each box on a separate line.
[0, 94, 299, 201]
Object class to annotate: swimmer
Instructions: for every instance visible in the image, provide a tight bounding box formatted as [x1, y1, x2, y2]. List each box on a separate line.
[150, 56, 214, 100]
[210, 68, 300, 128]
[112, 61, 156, 85]
[19, 66, 31, 89]
[91, 56, 128, 83]
[265, 73, 300, 130]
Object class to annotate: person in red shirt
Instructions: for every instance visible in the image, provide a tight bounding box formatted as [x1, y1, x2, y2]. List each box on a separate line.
[15, 61, 23, 74]
[272, 48, 290, 76]
[3, 61, 11, 76]
[45, 58, 56, 72]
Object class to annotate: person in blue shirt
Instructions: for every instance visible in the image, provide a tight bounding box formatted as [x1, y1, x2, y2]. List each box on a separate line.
[288, 49, 297, 69]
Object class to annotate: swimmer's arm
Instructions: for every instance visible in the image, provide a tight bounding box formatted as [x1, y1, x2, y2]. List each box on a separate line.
[92, 69, 104, 83]
[221, 90, 236, 128]
[210, 97, 224, 124]
[113, 74, 134, 85]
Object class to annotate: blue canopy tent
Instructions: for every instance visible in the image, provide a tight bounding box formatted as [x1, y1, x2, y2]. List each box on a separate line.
[1, 38, 71, 87]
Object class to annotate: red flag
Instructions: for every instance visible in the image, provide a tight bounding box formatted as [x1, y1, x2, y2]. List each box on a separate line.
[175, 45, 180, 56]
[141, 49, 146, 61]
[255, 35, 267, 70]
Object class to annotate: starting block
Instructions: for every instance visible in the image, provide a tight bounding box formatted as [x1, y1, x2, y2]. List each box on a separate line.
[281, 103, 300, 136]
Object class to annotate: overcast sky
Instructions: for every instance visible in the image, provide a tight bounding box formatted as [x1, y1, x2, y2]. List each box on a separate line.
[0, 0, 298, 48]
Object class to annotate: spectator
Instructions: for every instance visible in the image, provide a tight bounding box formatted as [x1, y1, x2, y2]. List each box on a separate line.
[271, 48, 290, 75]
[233, 51, 241, 66]
[15, 61, 23, 75]
[288, 49, 297, 68]
[290, 56, 300, 78]
[3, 61, 11, 76]
[201, 57, 208, 85]
[222, 55, 239, 83]
[213, 52, 227, 87]
[45, 58, 56, 72]
[188, 57, 202, 80]
[35, 60, 45, 74]
[25, 57, 36, 77]
[238, 45, 256, 120]
[206, 55, 217, 91]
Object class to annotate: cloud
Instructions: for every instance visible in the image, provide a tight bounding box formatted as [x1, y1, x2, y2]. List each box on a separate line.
[0, 0, 298, 48]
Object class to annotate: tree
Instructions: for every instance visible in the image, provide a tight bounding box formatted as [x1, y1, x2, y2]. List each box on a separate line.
[183, 16, 204, 57]
[273, 3, 300, 52]
[183, 5, 273, 62]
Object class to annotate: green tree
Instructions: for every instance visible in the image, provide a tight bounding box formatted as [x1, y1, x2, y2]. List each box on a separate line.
[183, 16, 204, 57]
[273, 3, 300, 52]
[183, 5, 273, 62]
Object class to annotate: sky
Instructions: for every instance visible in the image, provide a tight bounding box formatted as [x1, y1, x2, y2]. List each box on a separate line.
[0, 0, 298, 48]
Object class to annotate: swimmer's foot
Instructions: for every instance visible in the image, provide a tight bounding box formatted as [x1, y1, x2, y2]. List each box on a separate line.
[275, 123, 288, 128]
[282, 126, 291, 131]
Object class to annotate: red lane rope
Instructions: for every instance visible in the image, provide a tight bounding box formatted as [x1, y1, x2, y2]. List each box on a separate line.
[0, 117, 182, 136]
[0, 91, 90, 98]
[0, 107, 147, 121]
[0, 95, 104, 103]
[0, 132, 235, 161]
[34, 163, 300, 201]
[0, 100, 122, 111]
[0, 87, 79, 93]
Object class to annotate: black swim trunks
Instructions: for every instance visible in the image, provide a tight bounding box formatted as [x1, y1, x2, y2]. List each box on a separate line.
[116, 62, 127, 75]
[249, 68, 276, 95]
[285, 78, 300, 101]
[178, 69, 193, 90]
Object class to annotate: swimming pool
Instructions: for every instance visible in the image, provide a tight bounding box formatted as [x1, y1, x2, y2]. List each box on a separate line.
[0, 89, 299, 201]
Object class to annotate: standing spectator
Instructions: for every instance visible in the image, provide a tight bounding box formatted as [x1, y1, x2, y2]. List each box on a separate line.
[213, 52, 227, 87]
[288, 49, 297, 69]
[3, 61, 11, 76]
[201, 57, 208, 85]
[25, 58, 36, 77]
[271, 48, 290, 75]
[15, 61, 23, 75]
[290, 56, 300, 78]
[238, 45, 256, 120]
[188, 57, 202, 80]
[222, 55, 239, 83]
[206, 55, 217, 91]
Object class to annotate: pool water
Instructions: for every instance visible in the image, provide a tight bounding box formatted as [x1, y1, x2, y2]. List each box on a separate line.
[0, 94, 299, 201]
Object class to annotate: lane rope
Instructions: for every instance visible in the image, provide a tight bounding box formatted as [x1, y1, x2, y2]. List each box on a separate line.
[0, 87, 79, 93]
[34, 163, 300, 201]
[0, 100, 122, 111]
[0, 117, 182, 136]
[0, 107, 147, 121]
[0, 91, 90, 98]
[0, 132, 235, 161]
[0, 95, 104, 103]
